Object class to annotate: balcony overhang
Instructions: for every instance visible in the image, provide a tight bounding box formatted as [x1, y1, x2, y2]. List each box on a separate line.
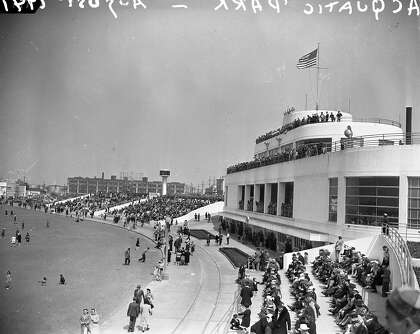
[222, 208, 330, 242]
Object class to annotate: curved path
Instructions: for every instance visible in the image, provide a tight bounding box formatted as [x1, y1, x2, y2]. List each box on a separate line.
[97, 219, 240, 334]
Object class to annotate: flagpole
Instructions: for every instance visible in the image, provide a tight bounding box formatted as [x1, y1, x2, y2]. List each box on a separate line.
[316, 42, 320, 110]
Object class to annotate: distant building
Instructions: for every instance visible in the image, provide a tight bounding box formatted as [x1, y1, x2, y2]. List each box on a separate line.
[216, 178, 224, 196]
[0, 180, 27, 198]
[67, 174, 185, 196]
[46, 185, 67, 196]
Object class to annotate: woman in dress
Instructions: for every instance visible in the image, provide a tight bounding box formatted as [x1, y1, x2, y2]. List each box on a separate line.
[139, 303, 151, 332]
[90, 308, 100, 334]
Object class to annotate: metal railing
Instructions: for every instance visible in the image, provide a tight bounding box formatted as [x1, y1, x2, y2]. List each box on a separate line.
[386, 225, 415, 288]
[352, 117, 402, 128]
[228, 132, 420, 174]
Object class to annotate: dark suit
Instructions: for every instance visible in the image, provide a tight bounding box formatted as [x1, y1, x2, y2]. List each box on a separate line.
[238, 308, 251, 328]
[271, 307, 291, 334]
[127, 301, 140, 332]
[240, 286, 253, 308]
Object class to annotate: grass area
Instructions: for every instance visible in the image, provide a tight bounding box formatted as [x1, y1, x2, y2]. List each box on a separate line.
[219, 247, 250, 267]
[189, 229, 216, 240]
[0, 205, 159, 334]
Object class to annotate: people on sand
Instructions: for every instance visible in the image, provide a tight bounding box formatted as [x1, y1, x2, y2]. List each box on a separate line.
[59, 274, 66, 285]
[39, 277, 47, 286]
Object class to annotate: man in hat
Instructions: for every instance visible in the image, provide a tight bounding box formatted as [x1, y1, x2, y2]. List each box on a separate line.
[386, 287, 420, 334]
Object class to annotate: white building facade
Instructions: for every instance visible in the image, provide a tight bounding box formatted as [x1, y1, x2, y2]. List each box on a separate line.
[223, 109, 420, 251]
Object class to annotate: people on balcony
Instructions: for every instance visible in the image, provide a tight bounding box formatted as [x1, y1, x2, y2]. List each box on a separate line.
[256, 110, 343, 144]
[227, 142, 329, 174]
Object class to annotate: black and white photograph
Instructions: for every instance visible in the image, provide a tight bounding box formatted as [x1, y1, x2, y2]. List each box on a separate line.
[0, 1, 420, 333]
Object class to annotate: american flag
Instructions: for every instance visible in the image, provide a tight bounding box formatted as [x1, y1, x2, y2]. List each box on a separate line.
[297, 48, 318, 69]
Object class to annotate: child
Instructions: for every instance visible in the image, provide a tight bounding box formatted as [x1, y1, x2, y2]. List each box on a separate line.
[230, 314, 241, 330]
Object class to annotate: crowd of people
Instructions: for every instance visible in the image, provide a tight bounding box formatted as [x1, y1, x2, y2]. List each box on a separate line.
[256, 111, 343, 144]
[312, 247, 389, 334]
[126, 285, 155, 332]
[110, 195, 219, 223]
[227, 142, 330, 174]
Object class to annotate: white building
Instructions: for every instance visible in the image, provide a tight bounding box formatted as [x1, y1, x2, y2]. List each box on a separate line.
[223, 108, 420, 251]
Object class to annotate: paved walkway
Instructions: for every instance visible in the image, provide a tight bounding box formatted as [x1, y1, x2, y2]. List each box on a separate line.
[84, 217, 252, 334]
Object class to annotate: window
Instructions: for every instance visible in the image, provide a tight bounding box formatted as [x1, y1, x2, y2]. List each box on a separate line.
[345, 177, 399, 227]
[329, 178, 338, 222]
[408, 177, 420, 229]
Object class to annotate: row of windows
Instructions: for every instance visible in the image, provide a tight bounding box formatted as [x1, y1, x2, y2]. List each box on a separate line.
[346, 196, 399, 207]
[408, 177, 420, 228]
[346, 186, 399, 197]
[328, 178, 338, 222]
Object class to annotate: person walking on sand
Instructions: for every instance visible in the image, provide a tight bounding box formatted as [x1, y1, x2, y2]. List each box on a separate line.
[127, 298, 140, 332]
[139, 302, 152, 332]
[90, 308, 100, 334]
[139, 247, 150, 263]
[124, 248, 131, 265]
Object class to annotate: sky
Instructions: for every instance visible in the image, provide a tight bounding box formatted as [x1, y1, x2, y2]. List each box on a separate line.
[0, 0, 419, 187]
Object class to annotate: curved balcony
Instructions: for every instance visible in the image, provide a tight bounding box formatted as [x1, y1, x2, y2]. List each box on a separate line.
[228, 132, 419, 174]
[255, 114, 401, 144]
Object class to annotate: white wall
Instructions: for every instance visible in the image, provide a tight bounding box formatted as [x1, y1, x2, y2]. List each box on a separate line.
[226, 145, 420, 242]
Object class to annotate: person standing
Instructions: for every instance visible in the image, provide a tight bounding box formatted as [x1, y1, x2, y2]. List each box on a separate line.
[5, 270, 12, 290]
[125, 248, 131, 265]
[1, 228, 5, 238]
[80, 308, 91, 334]
[25, 232, 30, 243]
[135, 238, 140, 250]
[21, 221, 24, 230]
[271, 301, 291, 334]
[127, 298, 140, 332]
[382, 213, 390, 236]
[335, 236, 344, 263]
[90, 308, 100, 334]
[226, 233, 230, 245]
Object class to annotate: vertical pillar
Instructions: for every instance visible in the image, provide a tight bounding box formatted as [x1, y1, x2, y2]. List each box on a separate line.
[398, 175, 408, 238]
[254, 184, 260, 213]
[96, 180, 99, 194]
[278, 182, 285, 216]
[162, 176, 168, 196]
[77, 179, 80, 194]
[244, 185, 250, 211]
[337, 177, 346, 225]
[264, 183, 271, 214]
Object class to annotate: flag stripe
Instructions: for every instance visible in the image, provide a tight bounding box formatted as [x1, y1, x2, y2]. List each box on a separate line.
[297, 48, 318, 69]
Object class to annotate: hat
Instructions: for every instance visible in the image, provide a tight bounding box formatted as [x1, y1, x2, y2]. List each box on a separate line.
[299, 324, 310, 330]
[387, 287, 420, 324]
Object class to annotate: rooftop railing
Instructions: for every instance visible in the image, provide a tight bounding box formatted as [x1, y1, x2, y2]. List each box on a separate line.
[255, 113, 401, 144]
[352, 117, 402, 128]
[228, 132, 419, 174]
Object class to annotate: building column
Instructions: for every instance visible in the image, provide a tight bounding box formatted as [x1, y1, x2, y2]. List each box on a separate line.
[337, 177, 346, 225]
[398, 175, 408, 238]
[264, 183, 271, 214]
[244, 185, 250, 211]
[254, 184, 260, 213]
[278, 182, 285, 216]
